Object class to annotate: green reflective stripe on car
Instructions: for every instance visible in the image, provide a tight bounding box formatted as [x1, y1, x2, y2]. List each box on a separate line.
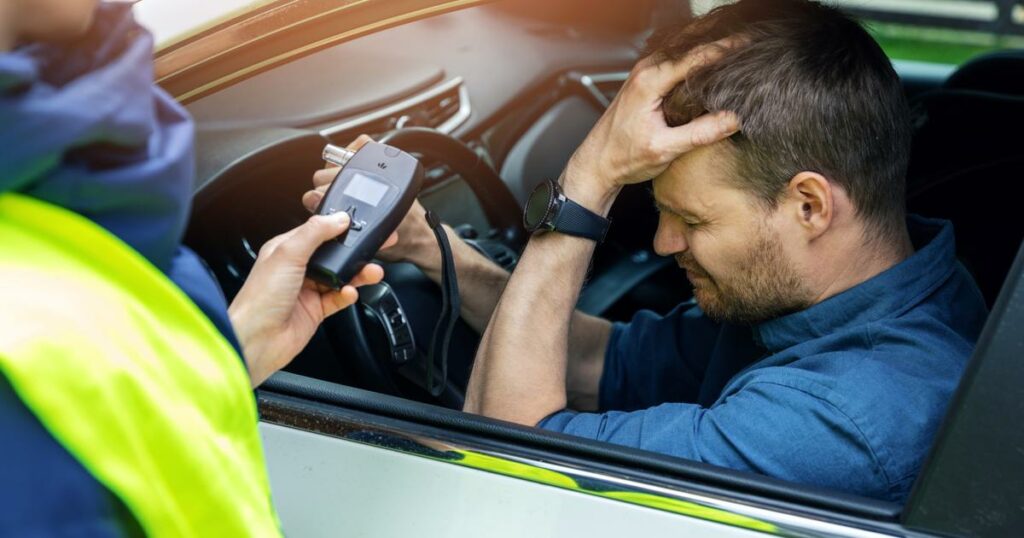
[0, 193, 281, 537]
[452, 449, 580, 489]
[600, 490, 778, 533]
[451, 449, 778, 534]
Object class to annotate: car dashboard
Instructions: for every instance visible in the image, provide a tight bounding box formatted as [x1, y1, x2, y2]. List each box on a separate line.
[183, 0, 695, 403]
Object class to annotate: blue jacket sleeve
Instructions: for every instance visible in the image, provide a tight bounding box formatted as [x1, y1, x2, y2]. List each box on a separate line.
[598, 303, 721, 411]
[542, 380, 891, 500]
[0, 374, 143, 536]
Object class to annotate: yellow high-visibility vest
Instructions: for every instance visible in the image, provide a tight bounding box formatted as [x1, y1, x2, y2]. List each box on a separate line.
[0, 193, 281, 536]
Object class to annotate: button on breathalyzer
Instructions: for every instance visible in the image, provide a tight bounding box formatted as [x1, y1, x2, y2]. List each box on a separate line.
[308, 141, 424, 289]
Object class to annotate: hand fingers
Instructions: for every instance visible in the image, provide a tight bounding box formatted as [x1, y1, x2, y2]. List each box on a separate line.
[645, 36, 744, 96]
[318, 134, 374, 173]
[302, 189, 323, 213]
[664, 110, 741, 155]
[259, 235, 286, 259]
[272, 212, 350, 265]
[321, 285, 360, 318]
[257, 224, 303, 259]
[347, 134, 374, 152]
[320, 261, 384, 317]
[347, 263, 385, 288]
[313, 167, 340, 188]
[300, 261, 383, 298]
[380, 231, 399, 250]
[310, 134, 374, 208]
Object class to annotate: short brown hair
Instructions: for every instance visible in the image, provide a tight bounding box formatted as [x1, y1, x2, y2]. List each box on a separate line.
[648, 0, 911, 242]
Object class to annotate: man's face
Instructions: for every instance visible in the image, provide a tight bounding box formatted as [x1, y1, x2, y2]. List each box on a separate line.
[651, 143, 813, 324]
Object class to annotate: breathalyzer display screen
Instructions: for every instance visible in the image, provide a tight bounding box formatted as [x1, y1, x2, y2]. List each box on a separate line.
[343, 173, 389, 207]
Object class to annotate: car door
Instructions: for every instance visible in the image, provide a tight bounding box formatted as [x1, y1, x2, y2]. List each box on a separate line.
[142, 0, 1024, 535]
[257, 237, 1024, 537]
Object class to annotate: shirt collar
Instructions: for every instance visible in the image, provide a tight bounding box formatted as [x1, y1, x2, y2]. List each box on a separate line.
[751, 215, 957, 352]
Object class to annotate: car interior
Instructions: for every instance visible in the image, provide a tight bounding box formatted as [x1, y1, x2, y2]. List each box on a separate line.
[180, 0, 1024, 525]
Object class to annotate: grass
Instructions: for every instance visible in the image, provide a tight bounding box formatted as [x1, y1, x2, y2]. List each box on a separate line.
[864, 21, 1024, 65]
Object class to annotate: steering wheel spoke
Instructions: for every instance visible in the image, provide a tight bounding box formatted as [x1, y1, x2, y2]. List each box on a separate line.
[325, 128, 522, 408]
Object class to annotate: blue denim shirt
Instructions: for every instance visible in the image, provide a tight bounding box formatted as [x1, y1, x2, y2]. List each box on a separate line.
[540, 216, 987, 503]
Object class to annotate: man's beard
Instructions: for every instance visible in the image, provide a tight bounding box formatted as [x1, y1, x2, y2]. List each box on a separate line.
[678, 226, 813, 325]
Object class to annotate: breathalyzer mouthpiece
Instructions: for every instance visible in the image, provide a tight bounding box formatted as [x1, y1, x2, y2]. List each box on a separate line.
[322, 144, 356, 168]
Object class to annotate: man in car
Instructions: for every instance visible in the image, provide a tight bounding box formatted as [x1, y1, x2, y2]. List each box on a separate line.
[306, 0, 987, 502]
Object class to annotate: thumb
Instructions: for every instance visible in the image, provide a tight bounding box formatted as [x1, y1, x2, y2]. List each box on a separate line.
[665, 110, 740, 154]
[274, 212, 350, 264]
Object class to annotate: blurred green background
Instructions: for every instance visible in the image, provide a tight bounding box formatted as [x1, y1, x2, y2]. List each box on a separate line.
[868, 21, 1024, 64]
[691, 0, 1024, 66]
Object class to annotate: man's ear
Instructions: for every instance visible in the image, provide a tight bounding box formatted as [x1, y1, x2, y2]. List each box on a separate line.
[785, 171, 833, 240]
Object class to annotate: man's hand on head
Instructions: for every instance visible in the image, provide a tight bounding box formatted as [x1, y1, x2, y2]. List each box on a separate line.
[564, 39, 742, 213]
[460, 40, 741, 425]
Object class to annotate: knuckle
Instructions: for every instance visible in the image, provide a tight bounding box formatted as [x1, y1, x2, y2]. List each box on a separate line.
[257, 241, 276, 258]
[641, 140, 662, 161]
[274, 240, 299, 259]
[311, 214, 334, 230]
[632, 66, 653, 85]
[631, 56, 656, 78]
[629, 63, 645, 80]
[692, 125, 719, 147]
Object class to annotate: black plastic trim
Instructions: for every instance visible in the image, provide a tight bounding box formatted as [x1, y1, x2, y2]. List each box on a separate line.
[904, 239, 1024, 537]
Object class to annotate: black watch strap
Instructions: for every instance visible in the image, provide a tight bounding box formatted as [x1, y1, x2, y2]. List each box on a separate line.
[552, 194, 610, 242]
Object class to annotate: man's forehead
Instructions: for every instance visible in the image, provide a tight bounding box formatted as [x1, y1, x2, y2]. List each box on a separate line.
[652, 143, 735, 214]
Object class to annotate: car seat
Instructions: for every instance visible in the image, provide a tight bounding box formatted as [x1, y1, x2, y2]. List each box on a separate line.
[905, 50, 1024, 307]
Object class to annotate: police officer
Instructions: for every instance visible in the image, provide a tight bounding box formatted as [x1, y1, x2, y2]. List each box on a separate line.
[0, 1, 392, 534]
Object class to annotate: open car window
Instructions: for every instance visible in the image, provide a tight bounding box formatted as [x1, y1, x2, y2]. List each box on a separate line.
[171, 0, 1024, 535]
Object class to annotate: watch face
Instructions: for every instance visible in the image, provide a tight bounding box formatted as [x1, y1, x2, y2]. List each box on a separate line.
[524, 181, 553, 230]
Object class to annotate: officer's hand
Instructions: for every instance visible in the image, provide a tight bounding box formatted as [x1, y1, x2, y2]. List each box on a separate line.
[229, 212, 398, 387]
[302, 135, 435, 267]
[563, 39, 741, 207]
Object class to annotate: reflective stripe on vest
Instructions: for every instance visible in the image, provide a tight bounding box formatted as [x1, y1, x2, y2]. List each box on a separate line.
[0, 193, 281, 536]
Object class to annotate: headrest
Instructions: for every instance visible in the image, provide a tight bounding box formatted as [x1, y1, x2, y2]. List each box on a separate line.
[945, 50, 1024, 96]
[907, 90, 1024, 189]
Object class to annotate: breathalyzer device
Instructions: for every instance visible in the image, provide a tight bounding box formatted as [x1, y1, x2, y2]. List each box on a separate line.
[307, 141, 424, 288]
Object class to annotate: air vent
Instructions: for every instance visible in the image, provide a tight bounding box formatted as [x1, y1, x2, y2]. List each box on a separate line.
[572, 71, 629, 109]
[321, 77, 471, 139]
[416, 89, 463, 130]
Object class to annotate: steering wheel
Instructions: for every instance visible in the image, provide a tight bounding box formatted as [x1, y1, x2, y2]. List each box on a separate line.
[322, 128, 524, 409]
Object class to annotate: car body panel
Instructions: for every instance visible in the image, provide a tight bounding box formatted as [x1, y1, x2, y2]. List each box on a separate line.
[152, 0, 1023, 535]
[260, 421, 902, 537]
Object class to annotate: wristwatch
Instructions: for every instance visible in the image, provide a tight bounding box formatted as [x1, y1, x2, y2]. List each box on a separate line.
[522, 179, 610, 242]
